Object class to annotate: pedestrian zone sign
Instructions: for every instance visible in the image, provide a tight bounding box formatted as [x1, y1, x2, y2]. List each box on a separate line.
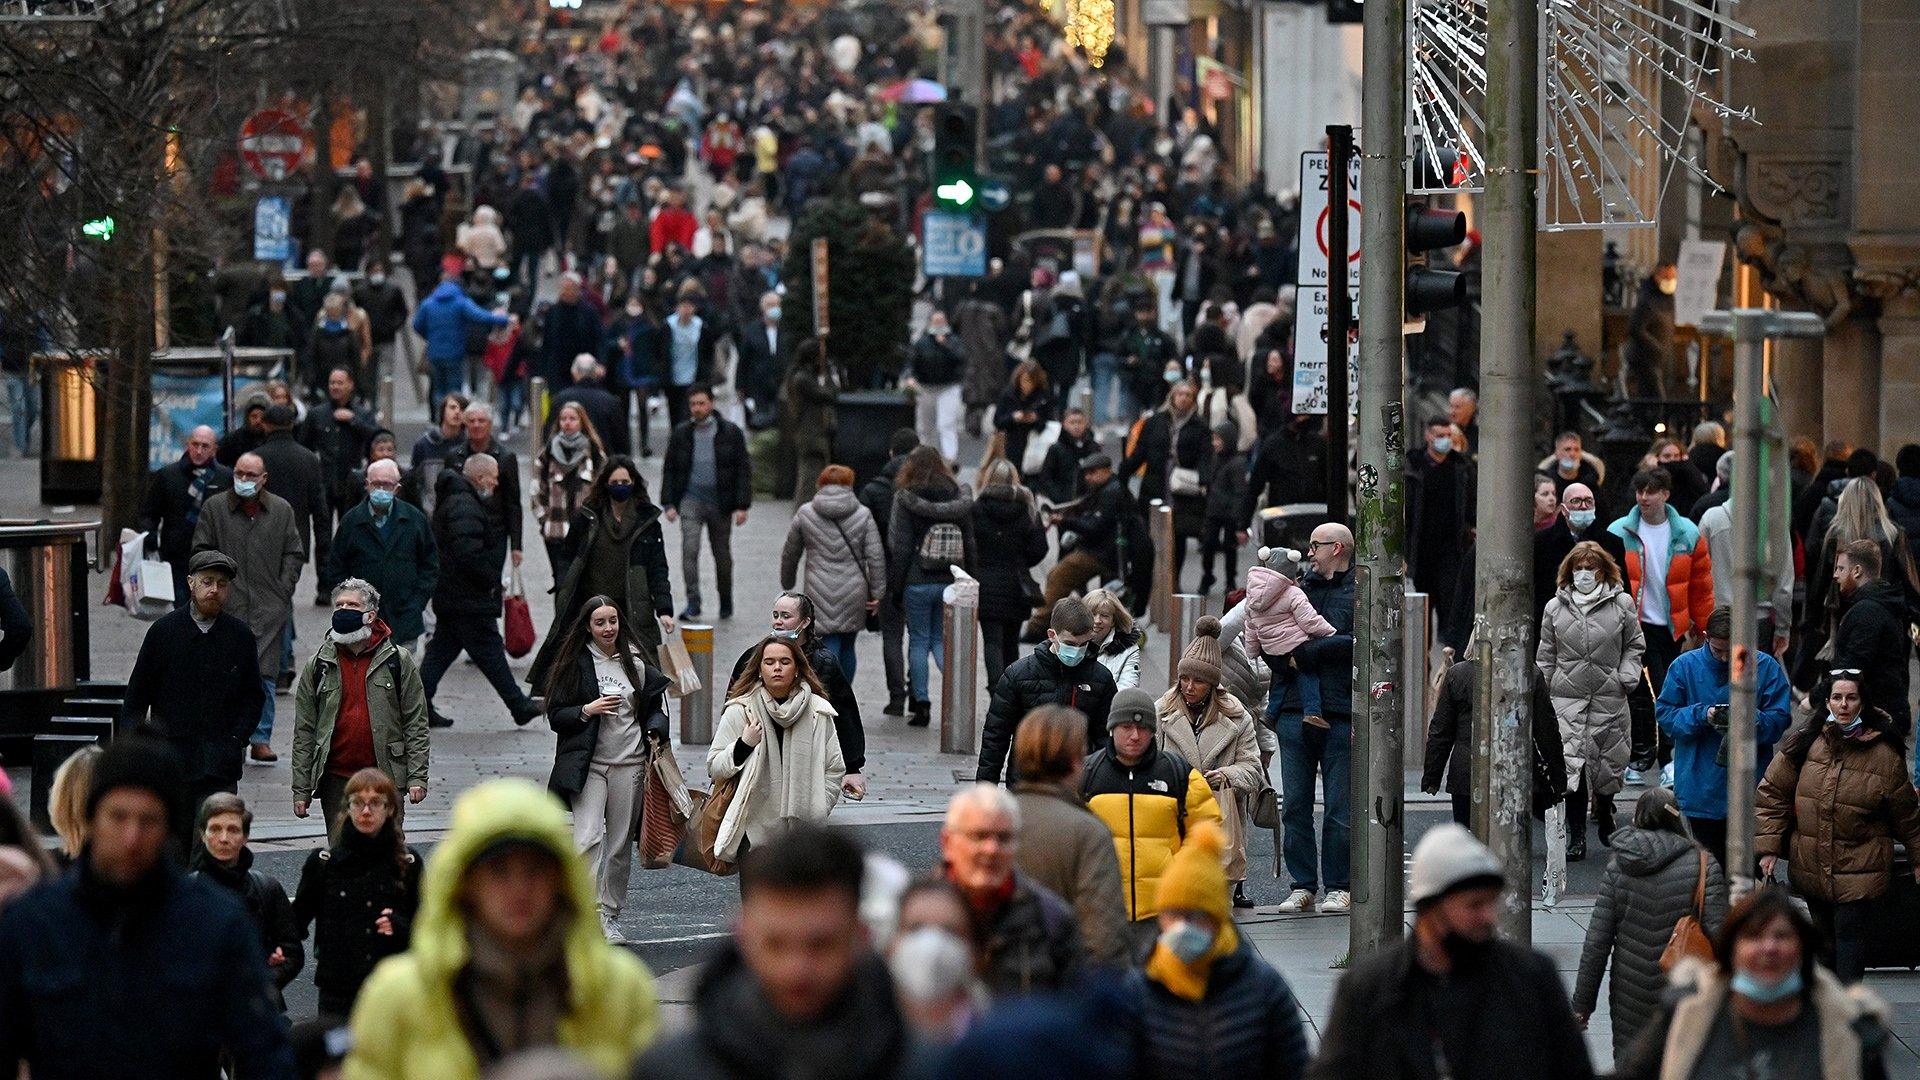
[923, 210, 987, 278]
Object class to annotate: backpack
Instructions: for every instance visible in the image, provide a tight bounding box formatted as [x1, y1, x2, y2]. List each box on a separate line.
[917, 521, 965, 573]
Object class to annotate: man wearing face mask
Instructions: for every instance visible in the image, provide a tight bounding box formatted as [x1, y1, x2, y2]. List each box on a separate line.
[292, 577, 429, 841]
[326, 459, 438, 652]
[354, 257, 413, 397]
[1557, 483, 1627, 568]
[977, 598, 1117, 785]
[1537, 431, 1602, 498]
[1406, 416, 1475, 647]
[733, 290, 789, 428]
[141, 424, 232, 608]
[907, 310, 966, 462]
[194, 453, 307, 765]
[1310, 824, 1594, 1079]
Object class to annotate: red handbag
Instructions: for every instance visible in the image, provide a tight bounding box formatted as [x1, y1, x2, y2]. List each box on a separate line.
[503, 565, 535, 658]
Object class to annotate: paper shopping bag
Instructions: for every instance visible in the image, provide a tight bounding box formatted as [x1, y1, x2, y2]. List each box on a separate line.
[657, 621, 702, 699]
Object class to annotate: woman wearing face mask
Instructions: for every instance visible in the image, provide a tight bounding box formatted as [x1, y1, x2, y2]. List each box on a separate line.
[1118, 379, 1211, 586]
[1154, 618, 1265, 909]
[1537, 542, 1645, 862]
[615, 295, 665, 458]
[1612, 887, 1893, 1080]
[708, 636, 845, 864]
[888, 879, 985, 1046]
[292, 768, 423, 1021]
[728, 592, 867, 800]
[1755, 673, 1920, 984]
[968, 459, 1051, 689]
[1127, 821, 1309, 1080]
[542, 598, 670, 944]
[531, 402, 607, 583]
[529, 457, 675, 695]
[1647, 435, 1709, 518]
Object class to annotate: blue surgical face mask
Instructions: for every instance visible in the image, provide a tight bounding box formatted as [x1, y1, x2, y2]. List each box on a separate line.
[1830, 712, 1865, 735]
[1432, 436, 1453, 455]
[368, 488, 395, 509]
[1568, 508, 1597, 529]
[233, 479, 259, 499]
[1160, 920, 1215, 964]
[1558, 454, 1580, 471]
[1054, 641, 1087, 666]
[766, 306, 781, 322]
[1731, 968, 1804, 1004]
[607, 482, 634, 502]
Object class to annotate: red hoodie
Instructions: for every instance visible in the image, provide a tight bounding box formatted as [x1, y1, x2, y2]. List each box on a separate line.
[328, 618, 393, 777]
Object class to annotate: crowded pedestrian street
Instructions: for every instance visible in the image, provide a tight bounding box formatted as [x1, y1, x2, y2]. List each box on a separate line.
[3, 0, 1920, 1076]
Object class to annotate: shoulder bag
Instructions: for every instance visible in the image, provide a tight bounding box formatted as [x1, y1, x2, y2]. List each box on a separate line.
[1659, 850, 1715, 971]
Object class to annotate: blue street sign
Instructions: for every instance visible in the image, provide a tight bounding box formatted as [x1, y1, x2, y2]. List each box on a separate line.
[253, 195, 292, 264]
[977, 178, 1012, 213]
[922, 210, 988, 278]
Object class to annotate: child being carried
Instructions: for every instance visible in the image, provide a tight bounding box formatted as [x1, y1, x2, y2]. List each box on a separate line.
[1243, 546, 1338, 729]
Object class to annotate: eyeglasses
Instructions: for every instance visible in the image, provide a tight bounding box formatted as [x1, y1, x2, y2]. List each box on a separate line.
[1307, 540, 1339, 551]
[348, 798, 389, 813]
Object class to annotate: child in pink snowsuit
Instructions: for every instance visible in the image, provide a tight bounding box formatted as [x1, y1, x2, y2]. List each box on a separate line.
[1244, 549, 1339, 728]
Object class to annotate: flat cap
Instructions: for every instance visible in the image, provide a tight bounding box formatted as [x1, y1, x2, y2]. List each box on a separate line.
[187, 550, 238, 579]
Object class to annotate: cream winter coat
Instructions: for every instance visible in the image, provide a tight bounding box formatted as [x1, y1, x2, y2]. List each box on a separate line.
[1155, 688, 1264, 880]
[781, 484, 886, 635]
[708, 686, 844, 859]
[1536, 585, 1645, 797]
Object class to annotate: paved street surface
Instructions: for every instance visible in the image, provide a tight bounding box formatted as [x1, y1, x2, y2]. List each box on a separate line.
[5, 384, 1918, 1075]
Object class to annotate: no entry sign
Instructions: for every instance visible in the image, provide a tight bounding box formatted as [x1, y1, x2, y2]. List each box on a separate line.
[239, 109, 308, 183]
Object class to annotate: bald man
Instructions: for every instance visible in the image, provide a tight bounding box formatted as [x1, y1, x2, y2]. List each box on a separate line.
[145, 424, 234, 608]
[1272, 521, 1359, 915]
[327, 457, 439, 649]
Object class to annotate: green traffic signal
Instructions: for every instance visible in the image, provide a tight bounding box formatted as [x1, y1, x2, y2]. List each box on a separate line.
[81, 215, 115, 241]
[935, 179, 975, 207]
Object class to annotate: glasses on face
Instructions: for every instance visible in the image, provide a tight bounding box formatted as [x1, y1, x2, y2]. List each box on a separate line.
[349, 797, 389, 813]
[1307, 540, 1337, 551]
[367, 479, 400, 491]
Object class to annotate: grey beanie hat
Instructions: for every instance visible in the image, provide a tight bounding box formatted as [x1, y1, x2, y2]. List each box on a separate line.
[1106, 688, 1159, 733]
[1407, 823, 1504, 907]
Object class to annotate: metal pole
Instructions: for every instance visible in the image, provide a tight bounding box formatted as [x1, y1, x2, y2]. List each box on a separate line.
[1402, 591, 1431, 773]
[527, 376, 548, 462]
[1350, 0, 1407, 958]
[1702, 307, 1826, 899]
[941, 599, 980, 755]
[1150, 501, 1174, 626]
[379, 373, 396, 430]
[1325, 124, 1354, 529]
[1167, 593, 1209, 688]
[1476, 0, 1539, 943]
[678, 622, 715, 745]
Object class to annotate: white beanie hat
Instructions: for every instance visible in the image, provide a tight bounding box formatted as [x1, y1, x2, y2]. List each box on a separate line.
[1408, 823, 1504, 907]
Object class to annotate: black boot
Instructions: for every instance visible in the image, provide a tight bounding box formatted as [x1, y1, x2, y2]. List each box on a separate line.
[908, 700, 932, 727]
[1567, 836, 1587, 862]
[428, 707, 454, 729]
[883, 695, 907, 717]
[1232, 881, 1253, 909]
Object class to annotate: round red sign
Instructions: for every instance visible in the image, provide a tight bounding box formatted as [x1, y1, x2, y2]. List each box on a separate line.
[239, 109, 308, 183]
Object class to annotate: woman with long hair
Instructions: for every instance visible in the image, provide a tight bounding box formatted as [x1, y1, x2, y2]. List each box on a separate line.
[532, 401, 607, 583]
[730, 591, 868, 799]
[541, 596, 670, 943]
[1537, 541, 1646, 860]
[1572, 786, 1728, 1057]
[708, 636, 845, 864]
[529, 454, 674, 693]
[293, 767, 423, 1021]
[970, 458, 1050, 689]
[994, 360, 1055, 469]
[782, 465, 886, 679]
[1084, 588, 1144, 690]
[1798, 477, 1920, 685]
[886, 446, 976, 726]
[1756, 672, 1920, 984]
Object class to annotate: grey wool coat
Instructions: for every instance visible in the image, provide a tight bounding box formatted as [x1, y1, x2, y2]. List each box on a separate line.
[193, 489, 307, 680]
[1537, 585, 1645, 797]
[1571, 826, 1728, 1056]
[781, 484, 886, 635]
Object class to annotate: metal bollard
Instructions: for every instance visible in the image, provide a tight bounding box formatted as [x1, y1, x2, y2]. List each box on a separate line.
[678, 622, 716, 745]
[1402, 591, 1432, 772]
[379, 374, 396, 429]
[1150, 501, 1174, 627]
[527, 376, 548, 458]
[940, 598, 980, 755]
[1166, 593, 1209, 689]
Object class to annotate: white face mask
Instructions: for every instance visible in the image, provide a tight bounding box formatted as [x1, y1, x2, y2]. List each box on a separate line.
[1572, 569, 1599, 594]
[1431, 436, 1453, 456]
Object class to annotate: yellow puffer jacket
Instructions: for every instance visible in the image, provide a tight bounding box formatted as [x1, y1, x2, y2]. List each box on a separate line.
[1081, 743, 1222, 920]
[345, 779, 660, 1080]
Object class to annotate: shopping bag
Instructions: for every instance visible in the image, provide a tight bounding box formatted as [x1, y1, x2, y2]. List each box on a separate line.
[657, 620, 702, 699]
[503, 564, 535, 658]
[1660, 851, 1716, 971]
[1021, 420, 1060, 476]
[118, 530, 170, 620]
[672, 772, 739, 876]
[638, 739, 694, 870]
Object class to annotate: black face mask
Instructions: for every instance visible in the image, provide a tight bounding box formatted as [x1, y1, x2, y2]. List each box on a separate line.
[331, 608, 367, 635]
[1439, 931, 1494, 970]
[607, 482, 635, 503]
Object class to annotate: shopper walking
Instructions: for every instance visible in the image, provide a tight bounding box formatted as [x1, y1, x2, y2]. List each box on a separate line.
[292, 767, 423, 1021]
[708, 636, 845, 863]
[782, 465, 886, 680]
[530, 401, 607, 583]
[970, 459, 1051, 689]
[1155, 617, 1265, 909]
[1010, 705, 1133, 970]
[887, 446, 975, 726]
[661, 385, 751, 621]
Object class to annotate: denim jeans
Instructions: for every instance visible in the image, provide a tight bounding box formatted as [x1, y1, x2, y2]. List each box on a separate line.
[903, 582, 947, 704]
[253, 675, 277, 745]
[499, 378, 528, 432]
[820, 631, 859, 680]
[1089, 352, 1138, 427]
[3, 373, 38, 455]
[1274, 713, 1351, 892]
[429, 355, 466, 414]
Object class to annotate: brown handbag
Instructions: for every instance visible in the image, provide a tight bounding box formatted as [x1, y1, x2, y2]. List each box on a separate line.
[1660, 850, 1715, 971]
[672, 771, 741, 877]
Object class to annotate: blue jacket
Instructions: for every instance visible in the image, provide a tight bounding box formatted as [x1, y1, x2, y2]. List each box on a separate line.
[1655, 644, 1792, 820]
[411, 279, 507, 361]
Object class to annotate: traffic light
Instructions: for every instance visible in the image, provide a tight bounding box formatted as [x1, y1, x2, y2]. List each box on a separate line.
[80, 214, 115, 241]
[932, 104, 978, 211]
[1404, 201, 1466, 318]
[1326, 0, 1363, 24]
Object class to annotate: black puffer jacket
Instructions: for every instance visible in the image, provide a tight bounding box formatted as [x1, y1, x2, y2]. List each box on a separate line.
[972, 871, 1085, 997]
[1571, 826, 1727, 1056]
[977, 643, 1117, 783]
[729, 640, 866, 774]
[188, 848, 305, 1011]
[886, 480, 976, 597]
[292, 823, 423, 1018]
[970, 486, 1050, 624]
[545, 652, 671, 803]
[1832, 580, 1913, 733]
[1421, 659, 1568, 814]
[430, 469, 507, 619]
[1059, 475, 1141, 575]
[1036, 429, 1103, 505]
[1129, 939, 1310, 1080]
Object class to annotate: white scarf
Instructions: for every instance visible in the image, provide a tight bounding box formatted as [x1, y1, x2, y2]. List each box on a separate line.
[716, 684, 836, 859]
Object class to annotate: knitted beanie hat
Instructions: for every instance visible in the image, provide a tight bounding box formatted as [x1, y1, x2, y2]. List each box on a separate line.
[1107, 687, 1159, 733]
[86, 733, 187, 831]
[1408, 823, 1504, 907]
[1177, 615, 1224, 686]
[1155, 820, 1230, 923]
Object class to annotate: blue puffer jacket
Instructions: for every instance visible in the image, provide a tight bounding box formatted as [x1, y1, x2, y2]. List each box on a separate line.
[411, 280, 507, 361]
[1654, 644, 1792, 820]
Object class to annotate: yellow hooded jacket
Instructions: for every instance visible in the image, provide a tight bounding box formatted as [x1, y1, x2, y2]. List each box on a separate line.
[345, 779, 660, 1080]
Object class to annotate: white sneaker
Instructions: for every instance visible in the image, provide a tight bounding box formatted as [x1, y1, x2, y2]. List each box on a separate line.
[600, 911, 628, 945]
[1277, 888, 1316, 913]
[1320, 889, 1353, 914]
